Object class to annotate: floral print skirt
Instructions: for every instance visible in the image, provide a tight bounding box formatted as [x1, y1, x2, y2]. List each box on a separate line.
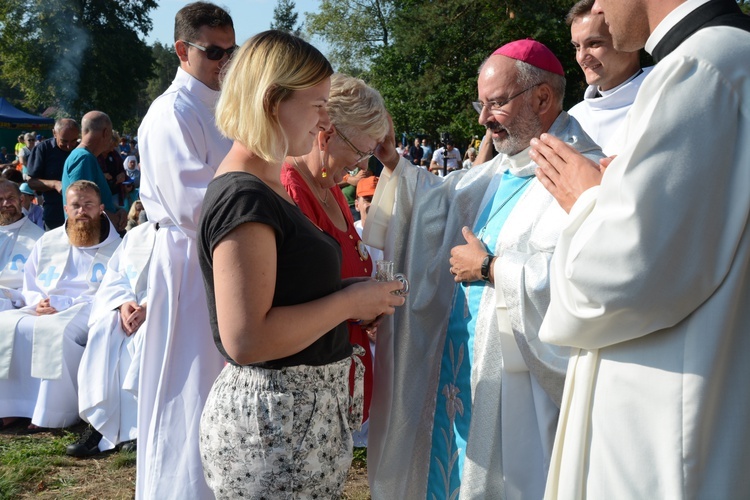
[199, 350, 364, 499]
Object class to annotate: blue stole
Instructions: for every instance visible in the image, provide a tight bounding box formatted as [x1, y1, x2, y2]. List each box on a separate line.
[426, 170, 532, 499]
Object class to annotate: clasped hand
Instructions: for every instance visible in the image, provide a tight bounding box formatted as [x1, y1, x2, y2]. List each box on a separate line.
[120, 301, 147, 336]
[35, 298, 58, 315]
[530, 134, 609, 213]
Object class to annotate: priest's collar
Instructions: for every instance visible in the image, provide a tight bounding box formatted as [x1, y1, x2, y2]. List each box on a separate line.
[175, 67, 222, 106]
[597, 68, 644, 98]
[646, 0, 712, 55]
[505, 147, 534, 178]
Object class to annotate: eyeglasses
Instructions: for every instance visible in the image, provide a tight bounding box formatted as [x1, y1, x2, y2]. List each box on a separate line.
[472, 83, 541, 115]
[337, 127, 375, 169]
[181, 40, 238, 61]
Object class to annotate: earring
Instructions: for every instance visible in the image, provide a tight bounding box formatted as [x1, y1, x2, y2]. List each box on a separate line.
[320, 150, 328, 178]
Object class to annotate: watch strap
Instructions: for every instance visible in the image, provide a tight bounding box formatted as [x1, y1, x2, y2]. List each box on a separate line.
[481, 253, 494, 282]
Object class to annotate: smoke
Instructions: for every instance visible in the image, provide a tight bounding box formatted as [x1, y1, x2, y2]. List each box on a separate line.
[40, 1, 91, 115]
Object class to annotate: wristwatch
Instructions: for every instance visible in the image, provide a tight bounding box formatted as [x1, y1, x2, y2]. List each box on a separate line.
[481, 253, 494, 282]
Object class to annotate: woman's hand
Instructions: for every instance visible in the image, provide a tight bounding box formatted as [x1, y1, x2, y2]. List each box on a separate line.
[343, 279, 405, 323]
[342, 276, 373, 287]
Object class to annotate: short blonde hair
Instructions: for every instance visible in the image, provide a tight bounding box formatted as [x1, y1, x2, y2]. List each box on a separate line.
[328, 74, 389, 143]
[216, 30, 333, 163]
[66, 180, 101, 202]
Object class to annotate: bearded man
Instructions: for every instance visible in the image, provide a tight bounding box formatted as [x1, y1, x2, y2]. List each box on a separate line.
[0, 180, 44, 312]
[363, 40, 603, 499]
[62, 111, 127, 233]
[0, 180, 121, 431]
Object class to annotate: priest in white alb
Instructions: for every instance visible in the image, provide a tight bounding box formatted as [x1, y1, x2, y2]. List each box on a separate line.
[0, 180, 120, 430]
[68, 221, 156, 456]
[135, 4, 234, 497]
[531, 0, 750, 497]
[566, 0, 653, 155]
[0, 180, 44, 313]
[364, 40, 603, 499]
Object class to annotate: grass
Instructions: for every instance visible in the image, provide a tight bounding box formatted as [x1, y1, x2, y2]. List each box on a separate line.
[0, 431, 75, 498]
[0, 424, 369, 499]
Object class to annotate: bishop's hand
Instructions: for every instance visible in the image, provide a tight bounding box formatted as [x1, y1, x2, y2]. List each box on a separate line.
[449, 227, 487, 283]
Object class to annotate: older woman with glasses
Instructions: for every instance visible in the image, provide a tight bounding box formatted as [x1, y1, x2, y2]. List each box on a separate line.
[281, 74, 388, 442]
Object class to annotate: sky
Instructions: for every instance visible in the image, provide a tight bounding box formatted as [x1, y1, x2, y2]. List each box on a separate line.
[145, 0, 327, 54]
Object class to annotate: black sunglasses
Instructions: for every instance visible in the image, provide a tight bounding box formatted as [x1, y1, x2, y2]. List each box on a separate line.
[182, 40, 238, 61]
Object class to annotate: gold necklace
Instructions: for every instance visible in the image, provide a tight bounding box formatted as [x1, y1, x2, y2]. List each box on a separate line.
[292, 157, 330, 207]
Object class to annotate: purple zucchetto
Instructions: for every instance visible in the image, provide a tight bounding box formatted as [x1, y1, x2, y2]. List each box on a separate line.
[492, 39, 565, 76]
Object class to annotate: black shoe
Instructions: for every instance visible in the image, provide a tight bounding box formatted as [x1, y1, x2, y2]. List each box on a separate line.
[66, 425, 103, 457]
[119, 439, 137, 453]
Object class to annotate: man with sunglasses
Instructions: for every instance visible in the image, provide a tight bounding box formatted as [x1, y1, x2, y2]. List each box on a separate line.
[27, 118, 80, 230]
[364, 40, 603, 499]
[135, 2, 234, 499]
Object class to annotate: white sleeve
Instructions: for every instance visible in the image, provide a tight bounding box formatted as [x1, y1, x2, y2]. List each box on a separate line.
[540, 54, 750, 350]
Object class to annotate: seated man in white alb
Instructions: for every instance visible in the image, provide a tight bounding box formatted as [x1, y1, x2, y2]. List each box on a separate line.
[69, 220, 156, 456]
[0, 180, 121, 430]
[0, 180, 44, 313]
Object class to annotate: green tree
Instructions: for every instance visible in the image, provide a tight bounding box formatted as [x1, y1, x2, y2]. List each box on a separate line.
[271, 0, 302, 36]
[306, 0, 395, 74]
[145, 42, 178, 105]
[118, 41, 178, 136]
[367, 0, 577, 147]
[0, 0, 156, 129]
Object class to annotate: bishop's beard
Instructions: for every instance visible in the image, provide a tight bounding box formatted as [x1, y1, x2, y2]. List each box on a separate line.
[67, 215, 102, 247]
[489, 98, 544, 157]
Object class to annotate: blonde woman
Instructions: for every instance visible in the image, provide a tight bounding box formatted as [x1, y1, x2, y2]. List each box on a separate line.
[126, 200, 143, 231]
[281, 74, 389, 438]
[197, 30, 405, 498]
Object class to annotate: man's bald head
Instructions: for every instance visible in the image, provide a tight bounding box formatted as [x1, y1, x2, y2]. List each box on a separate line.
[81, 111, 112, 136]
[80, 111, 113, 157]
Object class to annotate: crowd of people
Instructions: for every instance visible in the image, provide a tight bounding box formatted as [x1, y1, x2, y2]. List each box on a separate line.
[1, 120, 143, 232]
[1, 0, 749, 498]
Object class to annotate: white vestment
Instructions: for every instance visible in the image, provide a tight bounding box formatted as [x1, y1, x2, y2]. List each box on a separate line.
[78, 222, 156, 451]
[136, 67, 232, 499]
[0, 219, 120, 427]
[568, 67, 653, 155]
[0, 216, 44, 311]
[364, 113, 602, 499]
[540, 4, 750, 498]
